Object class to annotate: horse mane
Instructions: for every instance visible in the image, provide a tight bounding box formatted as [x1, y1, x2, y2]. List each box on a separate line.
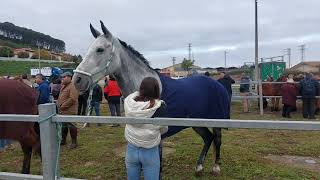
[118, 39, 152, 68]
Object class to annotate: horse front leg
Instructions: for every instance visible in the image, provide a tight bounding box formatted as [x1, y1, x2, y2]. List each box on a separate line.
[212, 128, 222, 176]
[192, 127, 213, 176]
[275, 98, 280, 111]
[20, 142, 32, 174]
[271, 98, 275, 111]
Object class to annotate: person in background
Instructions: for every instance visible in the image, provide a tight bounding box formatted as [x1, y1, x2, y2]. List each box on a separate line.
[57, 72, 79, 149]
[51, 78, 62, 101]
[240, 73, 251, 113]
[299, 73, 319, 119]
[204, 71, 210, 77]
[35, 74, 51, 104]
[124, 77, 168, 180]
[78, 89, 89, 115]
[217, 72, 235, 103]
[104, 75, 122, 127]
[21, 74, 33, 87]
[90, 83, 103, 126]
[281, 77, 298, 118]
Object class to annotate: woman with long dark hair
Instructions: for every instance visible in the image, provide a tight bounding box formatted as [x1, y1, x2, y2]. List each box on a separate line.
[124, 77, 168, 180]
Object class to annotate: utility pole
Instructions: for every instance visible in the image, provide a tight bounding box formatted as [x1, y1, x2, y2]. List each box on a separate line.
[38, 44, 41, 73]
[284, 48, 291, 68]
[255, 0, 263, 115]
[172, 57, 176, 66]
[254, 0, 259, 82]
[192, 52, 195, 63]
[224, 51, 228, 71]
[299, 44, 305, 62]
[299, 44, 306, 72]
[172, 57, 176, 76]
[188, 43, 192, 61]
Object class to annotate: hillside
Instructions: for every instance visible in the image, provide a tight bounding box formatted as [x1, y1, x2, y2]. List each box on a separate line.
[0, 60, 76, 76]
[0, 22, 65, 52]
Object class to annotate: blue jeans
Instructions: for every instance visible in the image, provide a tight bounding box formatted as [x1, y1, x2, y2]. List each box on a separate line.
[126, 143, 160, 180]
[90, 101, 100, 116]
[0, 139, 11, 149]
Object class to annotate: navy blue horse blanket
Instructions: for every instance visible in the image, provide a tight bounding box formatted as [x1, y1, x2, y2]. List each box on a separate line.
[159, 75, 230, 138]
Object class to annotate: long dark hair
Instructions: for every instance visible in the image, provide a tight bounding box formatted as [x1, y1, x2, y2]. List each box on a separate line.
[135, 77, 160, 102]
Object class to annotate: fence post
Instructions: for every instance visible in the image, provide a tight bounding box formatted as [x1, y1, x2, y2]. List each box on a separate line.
[38, 103, 58, 180]
[259, 80, 264, 115]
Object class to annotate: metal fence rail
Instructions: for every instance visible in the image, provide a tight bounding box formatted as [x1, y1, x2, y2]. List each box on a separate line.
[1, 103, 320, 179]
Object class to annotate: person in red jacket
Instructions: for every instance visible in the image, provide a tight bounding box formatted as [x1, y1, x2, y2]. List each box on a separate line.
[104, 75, 122, 126]
[281, 78, 298, 118]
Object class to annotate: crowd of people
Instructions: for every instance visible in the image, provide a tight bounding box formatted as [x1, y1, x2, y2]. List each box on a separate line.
[0, 73, 123, 150]
[212, 71, 320, 119]
[1, 74, 166, 179]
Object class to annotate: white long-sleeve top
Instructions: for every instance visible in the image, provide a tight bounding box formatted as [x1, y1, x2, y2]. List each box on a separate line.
[124, 91, 168, 149]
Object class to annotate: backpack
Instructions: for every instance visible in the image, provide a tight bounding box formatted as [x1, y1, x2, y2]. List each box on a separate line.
[302, 79, 316, 96]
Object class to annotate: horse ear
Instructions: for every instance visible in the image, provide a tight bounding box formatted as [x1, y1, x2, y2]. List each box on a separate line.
[90, 23, 101, 38]
[100, 20, 112, 37]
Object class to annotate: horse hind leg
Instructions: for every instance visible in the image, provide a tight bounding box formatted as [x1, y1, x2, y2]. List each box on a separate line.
[20, 142, 32, 174]
[212, 128, 222, 176]
[192, 127, 213, 176]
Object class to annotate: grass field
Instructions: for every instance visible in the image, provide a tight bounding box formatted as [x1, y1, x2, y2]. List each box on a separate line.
[0, 102, 320, 179]
[0, 60, 75, 76]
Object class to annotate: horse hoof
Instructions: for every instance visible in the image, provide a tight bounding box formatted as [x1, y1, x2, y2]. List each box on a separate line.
[212, 164, 221, 176]
[195, 164, 204, 176]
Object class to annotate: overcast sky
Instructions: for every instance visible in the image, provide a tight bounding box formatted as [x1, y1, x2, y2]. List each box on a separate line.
[1, 0, 319, 68]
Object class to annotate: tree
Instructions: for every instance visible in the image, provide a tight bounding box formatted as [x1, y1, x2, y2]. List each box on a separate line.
[0, 46, 14, 57]
[61, 53, 73, 61]
[17, 52, 29, 58]
[30, 49, 50, 59]
[0, 22, 66, 53]
[181, 58, 194, 73]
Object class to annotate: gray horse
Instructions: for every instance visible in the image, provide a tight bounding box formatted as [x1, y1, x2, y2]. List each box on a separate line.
[73, 21, 230, 176]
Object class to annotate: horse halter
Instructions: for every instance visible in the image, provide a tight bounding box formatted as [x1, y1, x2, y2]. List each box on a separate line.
[73, 42, 115, 83]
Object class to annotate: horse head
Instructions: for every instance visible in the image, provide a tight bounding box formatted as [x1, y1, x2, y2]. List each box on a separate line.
[73, 21, 121, 93]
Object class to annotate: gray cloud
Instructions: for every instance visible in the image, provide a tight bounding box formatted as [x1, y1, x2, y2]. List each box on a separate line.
[0, 0, 319, 68]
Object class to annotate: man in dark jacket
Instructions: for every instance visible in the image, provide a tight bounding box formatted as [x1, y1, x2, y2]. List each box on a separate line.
[35, 74, 51, 105]
[218, 72, 235, 103]
[299, 73, 319, 119]
[90, 83, 103, 115]
[90, 83, 103, 126]
[78, 90, 89, 115]
[239, 73, 251, 112]
[281, 78, 298, 118]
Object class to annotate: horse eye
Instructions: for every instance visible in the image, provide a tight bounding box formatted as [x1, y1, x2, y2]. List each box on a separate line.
[96, 48, 104, 53]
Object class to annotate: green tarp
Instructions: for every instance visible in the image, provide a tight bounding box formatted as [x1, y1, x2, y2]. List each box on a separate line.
[260, 62, 286, 81]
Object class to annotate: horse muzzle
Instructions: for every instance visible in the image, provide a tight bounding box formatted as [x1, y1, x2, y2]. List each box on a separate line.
[72, 72, 92, 93]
